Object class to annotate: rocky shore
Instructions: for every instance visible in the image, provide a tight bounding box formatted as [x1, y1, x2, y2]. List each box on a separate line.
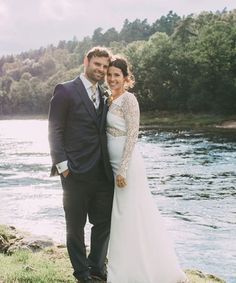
[216, 120, 236, 129]
[0, 224, 227, 283]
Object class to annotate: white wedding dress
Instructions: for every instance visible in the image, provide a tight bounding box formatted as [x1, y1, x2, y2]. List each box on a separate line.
[106, 91, 188, 283]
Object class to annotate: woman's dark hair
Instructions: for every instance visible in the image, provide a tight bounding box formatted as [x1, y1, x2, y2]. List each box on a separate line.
[109, 55, 135, 89]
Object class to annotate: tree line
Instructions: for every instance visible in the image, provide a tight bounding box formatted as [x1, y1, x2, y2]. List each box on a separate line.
[0, 9, 235, 115]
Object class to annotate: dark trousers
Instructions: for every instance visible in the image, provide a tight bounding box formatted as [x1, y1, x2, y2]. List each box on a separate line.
[61, 161, 114, 280]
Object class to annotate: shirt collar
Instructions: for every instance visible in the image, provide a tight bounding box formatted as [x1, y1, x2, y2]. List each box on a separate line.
[80, 73, 97, 91]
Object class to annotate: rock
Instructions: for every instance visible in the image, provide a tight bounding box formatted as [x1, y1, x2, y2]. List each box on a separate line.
[0, 235, 9, 253]
[7, 234, 54, 254]
[20, 235, 54, 250]
[0, 224, 54, 254]
[216, 120, 236, 129]
[186, 269, 227, 283]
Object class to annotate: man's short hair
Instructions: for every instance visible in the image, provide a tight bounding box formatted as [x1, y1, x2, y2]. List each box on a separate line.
[86, 46, 112, 61]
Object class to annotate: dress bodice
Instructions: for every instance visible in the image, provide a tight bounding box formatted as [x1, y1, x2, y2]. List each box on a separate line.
[106, 91, 140, 178]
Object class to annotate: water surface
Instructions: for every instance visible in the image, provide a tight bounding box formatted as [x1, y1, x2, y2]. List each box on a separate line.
[0, 120, 235, 282]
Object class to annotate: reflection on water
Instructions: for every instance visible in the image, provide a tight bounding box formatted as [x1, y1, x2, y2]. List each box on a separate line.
[0, 120, 236, 283]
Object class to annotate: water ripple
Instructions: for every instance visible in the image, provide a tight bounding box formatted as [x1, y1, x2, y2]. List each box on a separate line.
[0, 120, 236, 283]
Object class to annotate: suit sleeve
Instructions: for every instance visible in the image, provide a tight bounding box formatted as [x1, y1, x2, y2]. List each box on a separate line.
[48, 84, 70, 166]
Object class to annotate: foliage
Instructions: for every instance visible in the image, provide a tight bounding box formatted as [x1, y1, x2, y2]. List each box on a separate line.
[0, 9, 236, 115]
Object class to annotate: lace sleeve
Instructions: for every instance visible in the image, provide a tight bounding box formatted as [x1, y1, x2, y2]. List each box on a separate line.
[117, 93, 140, 178]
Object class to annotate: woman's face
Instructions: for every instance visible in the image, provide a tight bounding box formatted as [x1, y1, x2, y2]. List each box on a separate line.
[107, 66, 126, 92]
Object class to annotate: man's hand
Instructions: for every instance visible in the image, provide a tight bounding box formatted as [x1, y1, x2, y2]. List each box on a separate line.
[116, 175, 127, 188]
[62, 169, 70, 178]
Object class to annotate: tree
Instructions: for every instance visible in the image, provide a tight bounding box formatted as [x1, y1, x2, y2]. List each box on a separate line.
[151, 11, 181, 36]
[1, 10, 236, 115]
[172, 16, 197, 44]
[124, 33, 173, 111]
[74, 37, 93, 64]
[103, 28, 119, 46]
[120, 19, 152, 43]
[92, 27, 104, 45]
[187, 20, 236, 113]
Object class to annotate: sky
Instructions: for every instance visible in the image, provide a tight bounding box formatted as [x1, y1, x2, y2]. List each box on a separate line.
[0, 0, 235, 56]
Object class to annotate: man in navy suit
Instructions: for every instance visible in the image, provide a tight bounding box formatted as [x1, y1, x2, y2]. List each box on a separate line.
[48, 47, 114, 283]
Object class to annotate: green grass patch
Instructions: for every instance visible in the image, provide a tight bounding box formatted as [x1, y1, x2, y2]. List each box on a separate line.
[0, 227, 227, 283]
[140, 111, 236, 128]
[0, 249, 226, 283]
[0, 248, 74, 283]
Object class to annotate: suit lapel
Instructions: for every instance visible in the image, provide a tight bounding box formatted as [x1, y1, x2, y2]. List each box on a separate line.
[74, 77, 98, 125]
[99, 85, 108, 132]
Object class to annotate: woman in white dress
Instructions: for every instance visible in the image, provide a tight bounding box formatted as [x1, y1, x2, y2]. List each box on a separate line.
[106, 55, 189, 283]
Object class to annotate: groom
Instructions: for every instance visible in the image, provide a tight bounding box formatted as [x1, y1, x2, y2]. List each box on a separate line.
[48, 46, 114, 283]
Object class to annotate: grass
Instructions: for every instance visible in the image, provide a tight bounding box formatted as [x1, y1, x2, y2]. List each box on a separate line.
[0, 249, 227, 283]
[140, 111, 236, 128]
[0, 226, 227, 283]
[0, 224, 74, 282]
[0, 247, 75, 283]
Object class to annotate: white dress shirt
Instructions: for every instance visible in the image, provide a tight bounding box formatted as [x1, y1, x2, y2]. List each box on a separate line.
[80, 73, 100, 109]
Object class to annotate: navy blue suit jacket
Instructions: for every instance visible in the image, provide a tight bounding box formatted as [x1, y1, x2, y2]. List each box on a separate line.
[48, 76, 113, 181]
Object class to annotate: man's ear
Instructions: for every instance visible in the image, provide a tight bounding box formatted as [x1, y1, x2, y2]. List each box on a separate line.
[84, 56, 89, 67]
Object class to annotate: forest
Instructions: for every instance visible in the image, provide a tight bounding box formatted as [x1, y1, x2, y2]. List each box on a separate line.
[0, 9, 235, 115]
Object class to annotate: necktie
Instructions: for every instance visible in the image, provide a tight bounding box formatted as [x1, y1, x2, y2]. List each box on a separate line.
[91, 85, 97, 107]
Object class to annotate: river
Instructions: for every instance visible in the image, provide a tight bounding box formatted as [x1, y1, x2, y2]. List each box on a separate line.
[0, 119, 235, 283]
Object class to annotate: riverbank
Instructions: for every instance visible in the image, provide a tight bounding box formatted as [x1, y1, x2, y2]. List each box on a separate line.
[1, 112, 236, 130]
[0, 225, 226, 283]
[140, 111, 236, 129]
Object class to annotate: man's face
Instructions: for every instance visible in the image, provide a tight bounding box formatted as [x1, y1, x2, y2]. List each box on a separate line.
[85, 56, 110, 83]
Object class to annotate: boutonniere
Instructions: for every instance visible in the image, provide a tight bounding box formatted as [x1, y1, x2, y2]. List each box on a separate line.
[99, 82, 113, 106]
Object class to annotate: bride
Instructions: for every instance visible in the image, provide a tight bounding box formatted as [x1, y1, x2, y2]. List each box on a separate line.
[106, 55, 188, 283]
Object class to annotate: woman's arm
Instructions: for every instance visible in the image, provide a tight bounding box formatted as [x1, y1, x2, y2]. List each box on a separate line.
[117, 93, 140, 179]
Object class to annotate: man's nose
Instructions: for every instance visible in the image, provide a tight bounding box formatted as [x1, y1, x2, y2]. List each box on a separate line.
[99, 65, 106, 72]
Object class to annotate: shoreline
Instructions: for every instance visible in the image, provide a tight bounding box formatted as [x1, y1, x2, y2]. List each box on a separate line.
[0, 224, 227, 283]
[1, 113, 236, 130]
[215, 120, 236, 129]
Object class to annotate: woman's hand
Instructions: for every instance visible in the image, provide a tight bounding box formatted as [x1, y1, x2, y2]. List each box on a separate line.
[116, 175, 127, 188]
